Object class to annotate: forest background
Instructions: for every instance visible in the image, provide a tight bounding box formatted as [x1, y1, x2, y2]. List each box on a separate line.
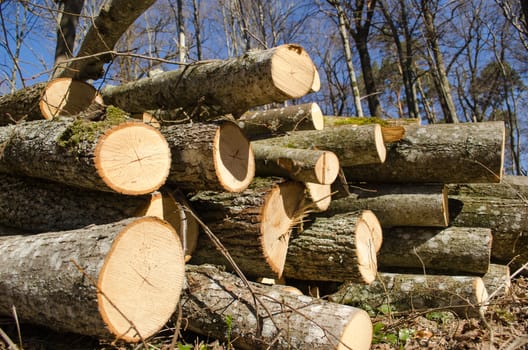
[1, 0, 527, 175]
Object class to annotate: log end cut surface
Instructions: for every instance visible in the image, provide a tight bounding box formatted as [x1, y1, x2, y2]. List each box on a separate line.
[474, 277, 489, 311]
[214, 121, 255, 192]
[271, 45, 315, 99]
[337, 308, 373, 350]
[95, 122, 171, 195]
[374, 124, 387, 163]
[355, 219, 378, 284]
[97, 217, 185, 342]
[310, 102, 324, 130]
[361, 210, 383, 253]
[315, 151, 340, 184]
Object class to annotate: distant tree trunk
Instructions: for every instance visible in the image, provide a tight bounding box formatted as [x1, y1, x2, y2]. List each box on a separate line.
[192, 0, 202, 60]
[177, 0, 186, 63]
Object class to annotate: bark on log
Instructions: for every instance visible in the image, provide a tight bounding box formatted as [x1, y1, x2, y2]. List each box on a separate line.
[0, 82, 46, 125]
[161, 120, 254, 193]
[251, 144, 339, 185]
[284, 212, 378, 283]
[447, 181, 528, 200]
[0, 217, 185, 342]
[377, 227, 492, 275]
[182, 264, 373, 350]
[102, 44, 316, 119]
[253, 123, 386, 167]
[329, 273, 488, 317]
[0, 117, 171, 195]
[325, 184, 449, 228]
[482, 264, 511, 297]
[343, 121, 505, 183]
[189, 178, 306, 278]
[323, 116, 407, 142]
[238, 102, 324, 139]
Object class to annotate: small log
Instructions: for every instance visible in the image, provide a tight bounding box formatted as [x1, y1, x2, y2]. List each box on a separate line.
[0, 116, 170, 195]
[377, 227, 492, 275]
[161, 120, 255, 193]
[303, 182, 332, 212]
[482, 264, 511, 297]
[238, 102, 324, 139]
[323, 116, 407, 142]
[0, 82, 47, 125]
[343, 121, 505, 183]
[253, 123, 386, 167]
[325, 184, 449, 227]
[0, 217, 185, 342]
[182, 264, 373, 350]
[329, 273, 488, 317]
[102, 44, 316, 119]
[251, 144, 339, 185]
[284, 212, 378, 283]
[189, 178, 305, 278]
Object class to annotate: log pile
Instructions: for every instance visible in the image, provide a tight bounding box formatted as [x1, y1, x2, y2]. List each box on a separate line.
[0, 40, 526, 350]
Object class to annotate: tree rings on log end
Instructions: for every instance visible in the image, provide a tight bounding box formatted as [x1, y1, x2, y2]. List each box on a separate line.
[97, 217, 185, 342]
[95, 122, 171, 195]
[213, 121, 255, 192]
[315, 151, 339, 184]
[40, 78, 103, 120]
[360, 210, 383, 253]
[355, 219, 378, 284]
[337, 308, 373, 350]
[271, 45, 315, 99]
[260, 181, 305, 277]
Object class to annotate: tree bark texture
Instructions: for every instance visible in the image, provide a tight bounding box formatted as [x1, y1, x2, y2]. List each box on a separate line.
[182, 264, 373, 350]
[482, 264, 511, 297]
[343, 122, 505, 183]
[377, 227, 492, 276]
[325, 184, 449, 228]
[189, 178, 306, 278]
[284, 212, 378, 283]
[253, 123, 386, 167]
[252, 144, 339, 185]
[161, 120, 254, 193]
[0, 117, 171, 195]
[0, 82, 46, 125]
[238, 102, 324, 139]
[102, 44, 316, 118]
[329, 273, 488, 317]
[0, 217, 185, 342]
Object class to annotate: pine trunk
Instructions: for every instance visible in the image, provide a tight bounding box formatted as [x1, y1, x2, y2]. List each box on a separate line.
[182, 264, 373, 350]
[0, 217, 185, 342]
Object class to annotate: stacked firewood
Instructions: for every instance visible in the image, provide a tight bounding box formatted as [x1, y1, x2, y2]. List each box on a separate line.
[0, 42, 525, 350]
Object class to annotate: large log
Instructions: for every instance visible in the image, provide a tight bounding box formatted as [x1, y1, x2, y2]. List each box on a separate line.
[161, 120, 254, 193]
[0, 217, 185, 342]
[323, 116, 410, 142]
[343, 121, 505, 183]
[0, 115, 171, 195]
[252, 144, 339, 185]
[284, 211, 379, 283]
[325, 183, 449, 227]
[329, 273, 488, 317]
[377, 227, 492, 275]
[238, 102, 324, 139]
[182, 264, 373, 350]
[189, 178, 306, 278]
[102, 44, 317, 119]
[253, 123, 386, 167]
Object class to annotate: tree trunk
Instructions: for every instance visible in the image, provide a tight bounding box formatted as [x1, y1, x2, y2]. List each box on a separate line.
[238, 102, 324, 139]
[343, 121, 505, 183]
[0, 82, 46, 125]
[325, 184, 449, 228]
[284, 212, 378, 283]
[329, 272, 488, 317]
[251, 144, 340, 184]
[0, 117, 171, 195]
[102, 44, 316, 118]
[189, 178, 306, 278]
[182, 264, 373, 350]
[253, 124, 386, 167]
[0, 217, 185, 342]
[161, 120, 255, 193]
[377, 227, 492, 276]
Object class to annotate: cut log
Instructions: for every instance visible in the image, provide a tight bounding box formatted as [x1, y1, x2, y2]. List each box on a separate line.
[447, 181, 528, 200]
[343, 121, 505, 183]
[253, 123, 386, 167]
[251, 144, 339, 185]
[182, 264, 373, 350]
[325, 184, 449, 228]
[303, 182, 332, 212]
[482, 264, 511, 297]
[0, 82, 47, 125]
[0, 217, 185, 342]
[0, 116, 171, 195]
[377, 227, 492, 275]
[238, 102, 324, 139]
[329, 273, 488, 317]
[161, 120, 254, 193]
[102, 44, 316, 118]
[323, 116, 407, 142]
[189, 178, 305, 278]
[284, 212, 378, 283]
